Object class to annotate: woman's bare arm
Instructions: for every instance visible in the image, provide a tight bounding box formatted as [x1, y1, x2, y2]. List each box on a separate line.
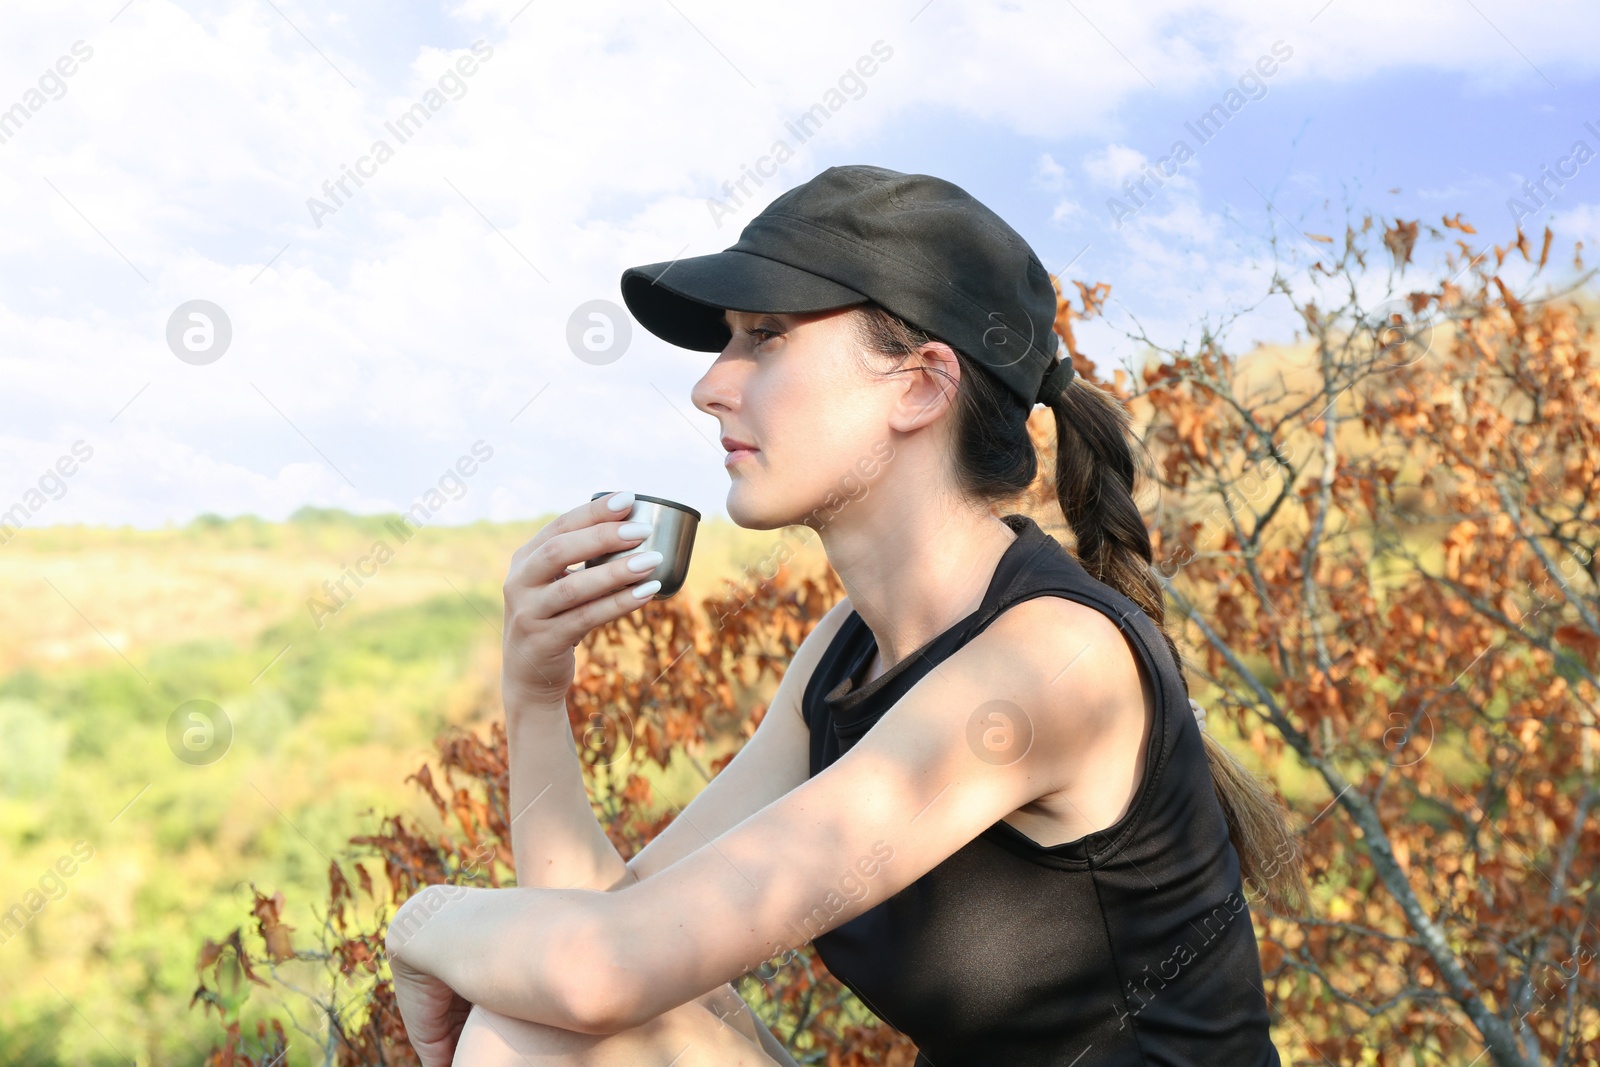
[504, 685, 636, 891]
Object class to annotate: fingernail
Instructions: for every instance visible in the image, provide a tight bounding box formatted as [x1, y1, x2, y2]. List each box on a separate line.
[618, 521, 652, 540]
[631, 579, 662, 599]
[627, 550, 664, 573]
[606, 491, 635, 512]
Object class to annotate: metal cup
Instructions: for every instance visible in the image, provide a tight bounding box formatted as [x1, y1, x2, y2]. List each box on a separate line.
[584, 492, 700, 599]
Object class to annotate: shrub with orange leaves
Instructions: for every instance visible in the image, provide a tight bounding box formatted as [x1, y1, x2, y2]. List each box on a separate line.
[1120, 212, 1598, 1065]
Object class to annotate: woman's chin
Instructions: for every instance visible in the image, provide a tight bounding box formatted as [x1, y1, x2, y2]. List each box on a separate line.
[724, 485, 759, 528]
[725, 484, 789, 532]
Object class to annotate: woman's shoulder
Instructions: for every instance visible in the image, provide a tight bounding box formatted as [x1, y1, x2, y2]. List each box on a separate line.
[991, 593, 1138, 660]
[983, 594, 1150, 715]
[978, 594, 1161, 844]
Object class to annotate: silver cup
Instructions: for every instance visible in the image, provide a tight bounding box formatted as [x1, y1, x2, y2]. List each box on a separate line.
[584, 492, 700, 599]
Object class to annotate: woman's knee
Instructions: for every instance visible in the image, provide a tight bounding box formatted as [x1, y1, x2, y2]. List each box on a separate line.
[449, 1000, 779, 1067]
[451, 1003, 596, 1065]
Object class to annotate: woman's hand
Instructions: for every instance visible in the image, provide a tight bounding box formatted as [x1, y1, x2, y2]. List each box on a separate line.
[386, 886, 472, 1067]
[389, 939, 472, 1067]
[501, 491, 663, 706]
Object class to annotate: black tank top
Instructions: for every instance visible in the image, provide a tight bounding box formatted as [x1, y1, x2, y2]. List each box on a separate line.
[800, 512, 1281, 1067]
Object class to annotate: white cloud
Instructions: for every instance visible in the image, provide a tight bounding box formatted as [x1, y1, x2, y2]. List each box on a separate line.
[1082, 143, 1152, 188]
[1050, 197, 1083, 223]
[1543, 200, 1600, 249]
[1034, 151, 1067, 191]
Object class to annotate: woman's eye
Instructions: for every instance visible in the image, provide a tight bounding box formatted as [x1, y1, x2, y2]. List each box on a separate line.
[750, 328, 778, 344]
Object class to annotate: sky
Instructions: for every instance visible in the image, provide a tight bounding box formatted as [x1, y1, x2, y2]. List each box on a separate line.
[2, 0, 1598, 532]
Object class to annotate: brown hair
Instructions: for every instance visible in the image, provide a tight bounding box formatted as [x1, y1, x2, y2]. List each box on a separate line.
[850, 302, 1308, 915]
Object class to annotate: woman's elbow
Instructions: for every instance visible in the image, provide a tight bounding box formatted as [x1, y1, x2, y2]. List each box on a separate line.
[555, 904, 638, 1035]
[562, 976, 629, 1037]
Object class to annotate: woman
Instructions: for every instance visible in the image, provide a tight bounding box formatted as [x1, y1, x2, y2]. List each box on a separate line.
[385, 164, 1306, 1066]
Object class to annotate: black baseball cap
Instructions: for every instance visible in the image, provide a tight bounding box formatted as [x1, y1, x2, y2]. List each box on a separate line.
[619, 164, 1072, 410]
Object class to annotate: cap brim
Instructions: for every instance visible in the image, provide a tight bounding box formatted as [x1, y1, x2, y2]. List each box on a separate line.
[621, 249, 869, 352]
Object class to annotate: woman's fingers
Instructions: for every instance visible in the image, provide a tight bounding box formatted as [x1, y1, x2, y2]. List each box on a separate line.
[516, 505, 656, 624]
[511, 553, 662, 651]
[509, 504, 651, 601]
[509, 492, 638, 578]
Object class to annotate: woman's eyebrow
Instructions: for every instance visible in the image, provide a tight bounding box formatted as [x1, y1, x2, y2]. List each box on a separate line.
[726, 311, 783, 327]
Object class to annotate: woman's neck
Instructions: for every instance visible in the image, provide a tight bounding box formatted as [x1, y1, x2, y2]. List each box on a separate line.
[822, 508, 1019, 679]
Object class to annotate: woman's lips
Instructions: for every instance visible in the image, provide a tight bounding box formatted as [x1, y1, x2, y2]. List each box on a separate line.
[723, 448, 758, 467]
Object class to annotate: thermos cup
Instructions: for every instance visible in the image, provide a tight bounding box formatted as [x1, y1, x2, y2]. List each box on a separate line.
[584, 492, 700, 600]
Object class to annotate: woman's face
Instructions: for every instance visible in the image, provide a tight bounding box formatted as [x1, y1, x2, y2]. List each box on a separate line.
[690, 306, 915, 531]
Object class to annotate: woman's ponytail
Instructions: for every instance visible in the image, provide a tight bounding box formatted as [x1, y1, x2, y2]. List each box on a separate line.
[1050, 371, 1309, 915]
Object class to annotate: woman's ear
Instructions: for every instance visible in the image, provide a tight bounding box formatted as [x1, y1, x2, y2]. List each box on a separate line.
[887, 339, 962, 434]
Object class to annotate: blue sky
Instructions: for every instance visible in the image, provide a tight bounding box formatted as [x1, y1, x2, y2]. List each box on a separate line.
[1, 0, 1596, 531]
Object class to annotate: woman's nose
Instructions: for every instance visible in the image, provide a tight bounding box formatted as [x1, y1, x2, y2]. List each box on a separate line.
[691, 350, 741, 415]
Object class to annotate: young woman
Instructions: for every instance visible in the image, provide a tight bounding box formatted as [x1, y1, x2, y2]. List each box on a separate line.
[385, 165, 1306, 1066]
